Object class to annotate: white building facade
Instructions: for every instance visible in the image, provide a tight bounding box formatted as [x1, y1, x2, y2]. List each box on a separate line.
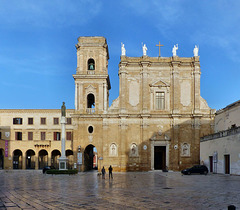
[200, 100, 240, 175]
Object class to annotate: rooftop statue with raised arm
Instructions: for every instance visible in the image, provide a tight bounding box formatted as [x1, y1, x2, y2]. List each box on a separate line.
[172, 44, 178, 57]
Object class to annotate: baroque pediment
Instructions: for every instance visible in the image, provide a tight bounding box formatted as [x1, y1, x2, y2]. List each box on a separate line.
[85, 85, 96, 94]
[150, 79, 170, 87]
[150, 132, 171, 141]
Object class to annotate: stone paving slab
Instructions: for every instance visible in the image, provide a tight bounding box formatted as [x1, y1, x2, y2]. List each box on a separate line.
[0, 170, 239, 209]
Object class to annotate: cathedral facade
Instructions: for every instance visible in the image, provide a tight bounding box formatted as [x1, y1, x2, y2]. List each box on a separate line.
[0, 36, 214, 171]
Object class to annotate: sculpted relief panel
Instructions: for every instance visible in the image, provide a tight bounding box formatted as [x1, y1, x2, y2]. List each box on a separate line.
[130, 143, 138, 157]
[181, 143, 190, 157]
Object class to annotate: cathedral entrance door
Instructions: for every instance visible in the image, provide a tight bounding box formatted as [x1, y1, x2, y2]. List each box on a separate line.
[154, 146, 166, 170]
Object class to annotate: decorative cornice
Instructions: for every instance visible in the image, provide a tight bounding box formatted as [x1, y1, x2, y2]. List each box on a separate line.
[0, 109, 74, 114]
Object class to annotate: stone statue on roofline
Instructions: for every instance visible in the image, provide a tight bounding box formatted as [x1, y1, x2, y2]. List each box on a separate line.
[193, 45, 199, 57]
[172, 44, 178, 57]
[142, 43, 147, 56]
[121, 42, 126, 56]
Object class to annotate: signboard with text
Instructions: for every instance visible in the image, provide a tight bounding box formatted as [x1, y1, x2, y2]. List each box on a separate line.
[77, 153, 82, 164]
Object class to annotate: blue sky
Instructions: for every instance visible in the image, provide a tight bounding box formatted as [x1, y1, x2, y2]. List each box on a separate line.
[0, 0, 239, 110]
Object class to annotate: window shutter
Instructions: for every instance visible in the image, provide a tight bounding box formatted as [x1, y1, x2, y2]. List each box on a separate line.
[41, 132, 45, 140]
[66, 132, 72, 140]
[41, 118, 46, 125]
[28, 132, 33, 140]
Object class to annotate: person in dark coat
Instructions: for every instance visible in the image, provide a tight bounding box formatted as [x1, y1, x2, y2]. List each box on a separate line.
[108, 165, 113, 179]
[101, 166, 106, 179]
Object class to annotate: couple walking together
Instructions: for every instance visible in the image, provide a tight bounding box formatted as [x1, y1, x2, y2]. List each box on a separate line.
[101, 165, 113, 179]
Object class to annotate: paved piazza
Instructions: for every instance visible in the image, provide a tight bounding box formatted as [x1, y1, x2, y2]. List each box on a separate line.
[0, 170, 239, 209]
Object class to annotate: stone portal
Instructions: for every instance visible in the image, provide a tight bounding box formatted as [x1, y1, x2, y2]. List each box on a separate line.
[154, 146, 166, 170]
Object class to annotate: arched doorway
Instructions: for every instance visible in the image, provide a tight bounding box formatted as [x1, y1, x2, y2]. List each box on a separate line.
[51, 150, 61, 169]
[26, 149, 35, 169]
[0, 149, 4, 169]
[13, 149, 22, 169]
[66, 150, 74, 169]
[84, 145, 97, 171]
[39, 150, 48, 169]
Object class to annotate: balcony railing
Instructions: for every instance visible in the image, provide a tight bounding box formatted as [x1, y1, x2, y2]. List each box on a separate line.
[201, 126, 240, 142]
[86, 108, 95, 114]
[87, 70, 95, 75]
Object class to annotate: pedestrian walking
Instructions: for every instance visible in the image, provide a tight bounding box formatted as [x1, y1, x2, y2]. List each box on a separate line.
[101, 166, 106, 179]
[108, 165, 113, 179]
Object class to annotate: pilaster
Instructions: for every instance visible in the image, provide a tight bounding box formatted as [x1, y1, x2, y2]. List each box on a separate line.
[192, 116, 201, 164]
[75, 83, 79, 111]
[140, 116, 150, 170]
[119, 115, 128, 171]
[103, 83, 107, 112]
[140, 61, 150, 114]
[35, 156, 38, 170]
[171, 117, 180, 170]
[192, 58, 201, 114]
[119, 62, 128, 114]
[22, 155, 26, 169]
[171, 59, 181, 114]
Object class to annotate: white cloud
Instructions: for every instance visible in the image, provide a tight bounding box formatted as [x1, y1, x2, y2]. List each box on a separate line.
[122, 0, 183, 23]
[0, 53, 63, 76]
[1, 80, 36, 90]
[121, 0, 186, 39]
[189, 1, 240, 62]
[123, 0, 240, 62]
[0, 0, 102, 27]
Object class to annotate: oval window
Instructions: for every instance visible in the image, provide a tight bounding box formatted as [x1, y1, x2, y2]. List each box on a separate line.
[88, 126, 93, 133]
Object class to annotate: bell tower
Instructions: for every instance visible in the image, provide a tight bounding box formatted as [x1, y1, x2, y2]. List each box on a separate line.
[73, 37, 111, 114]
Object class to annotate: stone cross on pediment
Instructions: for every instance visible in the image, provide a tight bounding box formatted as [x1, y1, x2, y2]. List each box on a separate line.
[156, 41, 164, 57]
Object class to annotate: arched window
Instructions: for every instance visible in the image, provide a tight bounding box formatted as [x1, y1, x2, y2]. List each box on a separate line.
[88, 59, 95, 70]
[87, 94, 95, 108]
